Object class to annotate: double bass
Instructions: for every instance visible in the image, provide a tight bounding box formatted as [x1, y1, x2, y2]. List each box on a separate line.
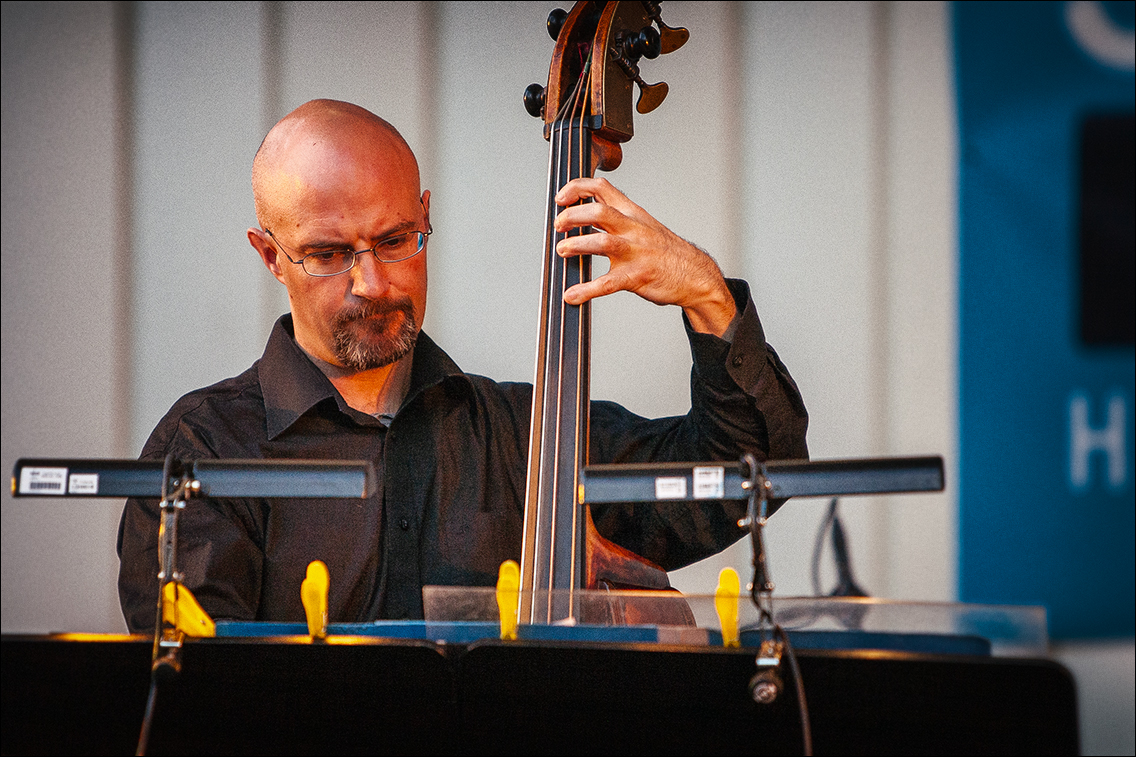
[517, 1, 693, 626]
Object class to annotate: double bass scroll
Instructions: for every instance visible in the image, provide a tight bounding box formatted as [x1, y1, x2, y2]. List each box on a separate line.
[518, 1, 689, 626]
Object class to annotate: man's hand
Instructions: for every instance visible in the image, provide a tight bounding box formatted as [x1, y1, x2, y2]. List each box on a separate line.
[554, 177, 736, 337]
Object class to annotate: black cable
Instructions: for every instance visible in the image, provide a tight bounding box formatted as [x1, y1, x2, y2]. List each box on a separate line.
[136, 649, 182, 756]
[776, 623, 813, 756]
[810, 497, 869, 598]
[829, 509, 868, 597]
[135, 677, 159, 756]
[810, 498, 838, 596]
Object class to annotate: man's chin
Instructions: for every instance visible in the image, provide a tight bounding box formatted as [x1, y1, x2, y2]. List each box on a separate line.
[331, 298, 419, 370]
[335, 319, 418, 370]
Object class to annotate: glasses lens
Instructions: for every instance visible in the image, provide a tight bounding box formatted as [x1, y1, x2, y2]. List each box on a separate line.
[372, 231, 425, 262]
[301, 250, 356, 276]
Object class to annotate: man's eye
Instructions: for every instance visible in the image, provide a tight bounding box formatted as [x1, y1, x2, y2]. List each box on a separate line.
[307, 250, 351, 263]
[380, 235, 408, 248]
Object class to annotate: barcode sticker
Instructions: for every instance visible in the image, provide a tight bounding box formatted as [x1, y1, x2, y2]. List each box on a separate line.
[68, 473, 99, 495]
[693, 466, 725, 499]
[19, 467, 68, 495]
[655, 476, 688, 500]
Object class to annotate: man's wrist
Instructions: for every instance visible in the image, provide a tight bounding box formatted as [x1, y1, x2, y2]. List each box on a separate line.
[682, 282, 737, 337]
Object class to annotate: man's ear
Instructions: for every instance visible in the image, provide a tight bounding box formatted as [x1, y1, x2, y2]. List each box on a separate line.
[421, 189, 431, 226]
[248, 228, 286, 284]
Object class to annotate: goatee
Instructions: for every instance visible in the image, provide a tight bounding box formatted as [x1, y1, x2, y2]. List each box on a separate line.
[332, 296, 418, 370]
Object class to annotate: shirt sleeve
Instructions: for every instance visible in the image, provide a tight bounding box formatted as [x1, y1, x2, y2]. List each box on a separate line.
[587, 277, 809, 571]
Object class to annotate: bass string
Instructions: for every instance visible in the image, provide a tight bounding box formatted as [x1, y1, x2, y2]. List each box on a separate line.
[533, 57, 593, 611]
[568, 60, 594, 595]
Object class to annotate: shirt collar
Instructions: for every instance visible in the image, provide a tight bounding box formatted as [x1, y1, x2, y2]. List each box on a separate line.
[259, 314, 468, 440]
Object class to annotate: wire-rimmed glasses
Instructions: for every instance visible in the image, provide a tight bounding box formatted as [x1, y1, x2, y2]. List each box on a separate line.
[266, 226, 432, 277]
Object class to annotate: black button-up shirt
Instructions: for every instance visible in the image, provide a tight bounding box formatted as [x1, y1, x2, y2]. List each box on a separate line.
[117, 280, 808, 632]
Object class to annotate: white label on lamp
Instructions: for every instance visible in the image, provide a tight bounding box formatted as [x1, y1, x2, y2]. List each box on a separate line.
[68, 473, 99, 495]
[655, 476, 687, 499]
[693, 466, 725, 499]
[19, 467, 67, 495]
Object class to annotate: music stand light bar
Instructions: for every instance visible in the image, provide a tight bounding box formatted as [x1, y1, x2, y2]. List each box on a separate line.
[580, 456, 944, 507]
[11, 458, 377, 499]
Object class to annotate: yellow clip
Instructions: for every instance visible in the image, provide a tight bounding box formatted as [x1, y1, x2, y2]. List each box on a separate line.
[715, 567, 741, 648]
[496, 559, 520, 640]
[162, 582, 215, 637]
[301, 560, 330, 639]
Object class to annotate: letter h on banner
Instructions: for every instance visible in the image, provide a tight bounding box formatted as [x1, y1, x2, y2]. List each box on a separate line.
[1069, 391, 1128, 492]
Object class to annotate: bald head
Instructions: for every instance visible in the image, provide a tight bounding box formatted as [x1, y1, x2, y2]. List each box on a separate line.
[252, 99, 420, 232]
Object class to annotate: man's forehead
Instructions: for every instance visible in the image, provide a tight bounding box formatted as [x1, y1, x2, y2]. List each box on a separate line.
[254, 119, 420, 229]
[263, 149, 417, 201]
[266, 123, 411, 177]
[261, 102, 412, 168]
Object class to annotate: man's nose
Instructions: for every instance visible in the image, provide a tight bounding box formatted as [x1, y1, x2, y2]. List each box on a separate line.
[348, 249, 391, 299]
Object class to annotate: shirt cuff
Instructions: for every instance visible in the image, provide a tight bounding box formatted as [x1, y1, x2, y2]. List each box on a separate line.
[684, 278, 767, 391]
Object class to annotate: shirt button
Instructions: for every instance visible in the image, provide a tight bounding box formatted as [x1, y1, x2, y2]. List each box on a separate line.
[399, 518, 410, 531]
[732, 355, 744, 367]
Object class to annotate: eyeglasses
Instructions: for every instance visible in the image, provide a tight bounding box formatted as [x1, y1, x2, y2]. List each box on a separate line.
[265, 226, 432, 277]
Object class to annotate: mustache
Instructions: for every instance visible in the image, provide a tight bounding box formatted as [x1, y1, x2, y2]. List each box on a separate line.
[333, 295, 415, 328]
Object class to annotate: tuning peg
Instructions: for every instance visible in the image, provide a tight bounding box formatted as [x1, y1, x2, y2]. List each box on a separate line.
[656, 20, 689, 54]
[642, 1, 689, 53]
[523, 83, 545, 118]
[547, 8, 568, 40]
[636, 80, 668, 114]
[624, 26, 662, 60]
[610, 32, 670, 115]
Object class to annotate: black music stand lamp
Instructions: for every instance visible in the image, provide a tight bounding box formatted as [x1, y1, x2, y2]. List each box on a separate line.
[11, 456, 377, 754]
[581, 454, 946, 742]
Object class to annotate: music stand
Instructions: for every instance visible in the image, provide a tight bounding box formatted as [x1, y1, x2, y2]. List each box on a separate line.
[11, 455, 377, 755]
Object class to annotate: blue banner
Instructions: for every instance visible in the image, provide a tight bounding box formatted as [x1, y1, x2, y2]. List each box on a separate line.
[954, 1, 1134, 639]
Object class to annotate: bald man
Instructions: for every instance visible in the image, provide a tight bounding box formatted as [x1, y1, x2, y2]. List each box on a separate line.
[117, 100, 808, 632]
